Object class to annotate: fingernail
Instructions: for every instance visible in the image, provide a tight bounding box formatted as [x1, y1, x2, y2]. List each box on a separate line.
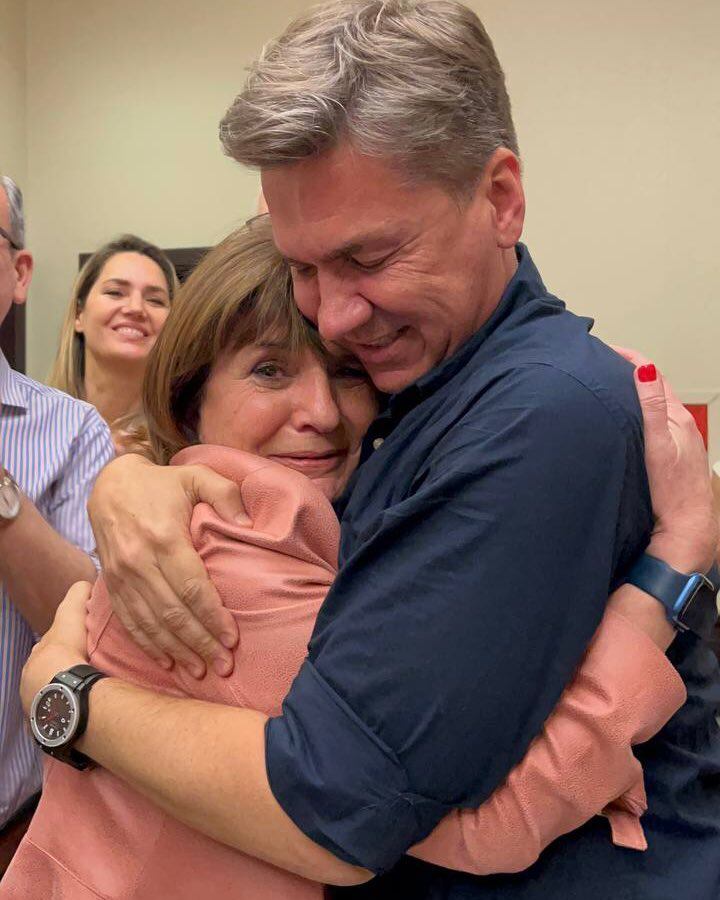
[220, 632, 237, 649]
[213, 657, 232, 677]
[638, 364, 657, 383]
[190, 664, 205, 679]
[159, 657, 173, 670]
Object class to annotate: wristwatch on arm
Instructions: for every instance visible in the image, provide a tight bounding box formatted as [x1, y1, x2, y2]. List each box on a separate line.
[0, 466, 21, 523]
[29, 664, 107, 770]
[624, 554, 720, 641]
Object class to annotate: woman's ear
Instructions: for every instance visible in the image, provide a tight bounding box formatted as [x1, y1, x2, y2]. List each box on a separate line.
[12, 250, 33, 305]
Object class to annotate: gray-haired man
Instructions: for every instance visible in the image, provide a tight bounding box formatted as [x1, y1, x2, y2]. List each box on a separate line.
[19, 4, 720, 899]
[0, 175, 113, 870]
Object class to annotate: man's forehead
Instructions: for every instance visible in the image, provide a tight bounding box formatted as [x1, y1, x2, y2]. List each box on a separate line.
[264, 178, 416, 264]
[261, 144, 452, 265]
[264, 144, 412, 227]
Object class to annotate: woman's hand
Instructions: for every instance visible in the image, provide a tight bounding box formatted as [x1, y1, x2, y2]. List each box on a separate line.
[88, 453, 245, 677]
[20, 581, 92, 714]
[616, 348, 718, 574]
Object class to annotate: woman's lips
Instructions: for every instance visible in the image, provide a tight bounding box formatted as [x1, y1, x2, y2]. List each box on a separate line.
[267, 452, 345, 474]
[112, 325, 149, 341]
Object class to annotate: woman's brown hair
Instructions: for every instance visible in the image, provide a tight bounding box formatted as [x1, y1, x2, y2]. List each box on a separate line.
[143, 215, 323, 464]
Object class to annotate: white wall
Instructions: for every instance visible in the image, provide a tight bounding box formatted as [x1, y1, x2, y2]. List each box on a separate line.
[483, 1, 720, 389]
[0, 0, 26, 186]
[19, 0, 720, 457]
[24, 0, 309, 376]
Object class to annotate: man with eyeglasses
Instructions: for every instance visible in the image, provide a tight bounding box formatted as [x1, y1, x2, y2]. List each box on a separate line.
[0, 174, 114, 872]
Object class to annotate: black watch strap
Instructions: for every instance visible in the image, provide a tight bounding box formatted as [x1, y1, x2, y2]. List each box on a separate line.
[48, 665, 107, 770]
[624, 555, 720, 641]
[53, 664, 107, 692]
[44, 744, 96, 771]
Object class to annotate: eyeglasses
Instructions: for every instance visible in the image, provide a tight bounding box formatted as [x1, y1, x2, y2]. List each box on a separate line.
[0, 225, 21, 251]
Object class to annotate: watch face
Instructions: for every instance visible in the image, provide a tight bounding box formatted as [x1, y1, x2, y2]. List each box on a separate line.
[30, 684, 79, 748]
[0, 478, 21, 520]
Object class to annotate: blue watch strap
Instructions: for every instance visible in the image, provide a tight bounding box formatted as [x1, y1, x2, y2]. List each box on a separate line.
[624, 554, 719, 641]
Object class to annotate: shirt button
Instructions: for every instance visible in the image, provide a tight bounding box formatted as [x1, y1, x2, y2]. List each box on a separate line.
[372, 437, 385, 450]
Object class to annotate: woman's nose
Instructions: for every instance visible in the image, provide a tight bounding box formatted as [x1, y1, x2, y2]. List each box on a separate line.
[123, 292, 147, 316]
[293, 368, 342, 433]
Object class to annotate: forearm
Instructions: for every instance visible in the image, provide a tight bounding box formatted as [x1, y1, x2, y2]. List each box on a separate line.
[76, 677, 371, 886]
[0, 493, 97, 632]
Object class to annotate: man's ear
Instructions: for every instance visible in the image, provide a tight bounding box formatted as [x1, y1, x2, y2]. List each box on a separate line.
[484, 148, 525, 249]
[12, 250, 33, 305]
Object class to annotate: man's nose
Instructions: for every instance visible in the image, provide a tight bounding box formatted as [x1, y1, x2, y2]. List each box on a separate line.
[315, 269, 373, 342]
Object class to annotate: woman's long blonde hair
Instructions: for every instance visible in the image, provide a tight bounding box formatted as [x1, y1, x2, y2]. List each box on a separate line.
[143, 216, 323, 464]
[49, 234, 178, 398]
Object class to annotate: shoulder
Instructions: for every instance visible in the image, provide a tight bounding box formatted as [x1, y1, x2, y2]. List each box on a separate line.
[467, 310, 642, 442]
[461, 357, 637, 448]
[16, 372, 108, 435]
[421, 354, 642, 496]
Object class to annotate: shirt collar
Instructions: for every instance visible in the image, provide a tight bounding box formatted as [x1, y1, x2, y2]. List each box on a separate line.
[0, 351, 29, 411]
[386, 243, 553, 417]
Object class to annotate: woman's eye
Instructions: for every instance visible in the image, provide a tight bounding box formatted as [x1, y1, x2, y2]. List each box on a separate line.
[104, 290, 123, 298]
[252, 362, 286, 380]
[147, 297, 169, 307]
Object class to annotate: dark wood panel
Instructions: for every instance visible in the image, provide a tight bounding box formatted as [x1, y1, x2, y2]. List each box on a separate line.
[0, 304, 25, 373]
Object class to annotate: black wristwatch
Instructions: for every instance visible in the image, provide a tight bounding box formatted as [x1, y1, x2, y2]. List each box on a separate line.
[29, 664, 107, 770]
[624, 554, 720, 641]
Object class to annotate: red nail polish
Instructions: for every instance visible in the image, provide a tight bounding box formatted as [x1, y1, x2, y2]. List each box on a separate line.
[638, 364, 657, 383]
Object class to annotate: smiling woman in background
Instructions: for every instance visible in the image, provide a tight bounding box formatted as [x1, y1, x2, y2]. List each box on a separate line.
[49, 235, 177, 452]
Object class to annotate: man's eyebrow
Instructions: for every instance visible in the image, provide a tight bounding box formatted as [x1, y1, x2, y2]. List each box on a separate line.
[282, 232, 404, 267]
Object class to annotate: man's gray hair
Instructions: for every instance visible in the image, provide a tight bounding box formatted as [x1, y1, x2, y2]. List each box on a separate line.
[0, 175, 25, 249]
[220, 0, 519, 194]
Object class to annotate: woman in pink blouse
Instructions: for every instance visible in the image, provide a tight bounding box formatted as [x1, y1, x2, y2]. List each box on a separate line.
[2, 218, 690, 898]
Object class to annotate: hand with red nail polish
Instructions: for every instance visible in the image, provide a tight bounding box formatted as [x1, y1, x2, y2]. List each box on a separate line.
[625, 354, 717, 574]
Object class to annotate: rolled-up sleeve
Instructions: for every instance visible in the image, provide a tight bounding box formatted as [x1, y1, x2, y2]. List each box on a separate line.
[267, 659, 446, 871]
[266, 364, 648, 873]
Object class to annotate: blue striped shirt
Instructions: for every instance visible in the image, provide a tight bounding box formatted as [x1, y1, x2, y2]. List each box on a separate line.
[0, 351, 113, 827]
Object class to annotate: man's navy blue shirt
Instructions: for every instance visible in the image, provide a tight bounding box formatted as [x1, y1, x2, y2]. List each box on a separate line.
[266, 245, 720, 898]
